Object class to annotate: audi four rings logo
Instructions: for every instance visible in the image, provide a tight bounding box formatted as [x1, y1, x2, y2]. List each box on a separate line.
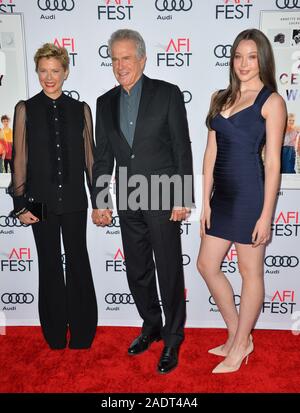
[1, 293, 34, 304]
[108, 216, 120, 228]
[105, 293, 135, 304]
[214, 44, 232, 59]
[98, 45, 109, 59]
[265, 256, 299, 267]
[0, 216, 27, 228]
[155, 0, 193, 12]
[63, 90, 80, 100]
[182, 90, 192, 104]
[37, 0, 75, 11]
[276, 0, 300, 9]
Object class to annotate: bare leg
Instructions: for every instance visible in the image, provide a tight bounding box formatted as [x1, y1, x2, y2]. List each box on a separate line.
[197, 235, 238, 352]
[220, 242, 265, 367]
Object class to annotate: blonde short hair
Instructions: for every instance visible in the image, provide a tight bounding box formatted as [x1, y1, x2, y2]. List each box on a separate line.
[34, 43, 69, 72]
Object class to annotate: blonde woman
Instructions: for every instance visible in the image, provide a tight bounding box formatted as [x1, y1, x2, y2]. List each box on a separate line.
[10, 44, 98, 349]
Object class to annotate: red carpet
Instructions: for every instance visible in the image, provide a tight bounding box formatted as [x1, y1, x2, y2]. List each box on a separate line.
[0, 326, 299, 393]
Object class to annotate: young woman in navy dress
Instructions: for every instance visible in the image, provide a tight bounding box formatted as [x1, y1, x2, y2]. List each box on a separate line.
[197, 29, 287, 373]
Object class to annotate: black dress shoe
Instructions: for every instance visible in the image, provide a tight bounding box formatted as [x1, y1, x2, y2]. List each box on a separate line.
[128, 333, 161, 355]
[157, 346, 178, 374]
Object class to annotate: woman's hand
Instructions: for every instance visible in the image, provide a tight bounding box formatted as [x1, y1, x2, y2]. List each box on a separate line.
[200, 206, 211, 237]
[251, 217, 271, 247]
[18, 211, 39, 225]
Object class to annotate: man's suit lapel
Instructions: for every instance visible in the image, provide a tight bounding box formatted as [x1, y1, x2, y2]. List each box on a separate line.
[110, 87, 131, 153]
[132, 75, 155, 150]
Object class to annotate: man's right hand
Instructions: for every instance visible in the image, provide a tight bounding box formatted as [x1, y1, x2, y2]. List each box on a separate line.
[92, 209, 112, 227]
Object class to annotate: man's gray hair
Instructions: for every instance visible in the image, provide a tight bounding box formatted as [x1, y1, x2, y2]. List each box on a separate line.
[108, 29, 146, 59]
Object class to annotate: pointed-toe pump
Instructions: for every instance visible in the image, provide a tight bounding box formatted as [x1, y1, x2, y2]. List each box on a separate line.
[208, 334, 253, 357]
[212, 339, 254, 374]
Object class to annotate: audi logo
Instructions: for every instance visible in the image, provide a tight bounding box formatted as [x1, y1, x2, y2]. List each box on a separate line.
[214, 44, 232, 59]
[1, 293, 34, 304]
[98, 45, 109, 59]
[264, 255, 299, 268]
[210, 294, 240, 307]
[0, 216, 27, 228]
[63, 90, 80, 100]
[182, 254, 191, 266]
[107, 216, 120, 228]
[37, 0, 75, 11]
[275, 0, 300, 9]
[105, 293, 135, 305]
[182, 90, 192, 104]
[155, 0, 193, 12]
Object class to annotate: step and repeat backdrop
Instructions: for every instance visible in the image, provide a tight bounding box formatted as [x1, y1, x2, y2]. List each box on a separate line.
[0, 0, 300, 331]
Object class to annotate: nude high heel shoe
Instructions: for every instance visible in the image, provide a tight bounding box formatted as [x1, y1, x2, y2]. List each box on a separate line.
[208, 334, 253, 357]
[212, 339, 254, 374]
[208, 344, 228, 357]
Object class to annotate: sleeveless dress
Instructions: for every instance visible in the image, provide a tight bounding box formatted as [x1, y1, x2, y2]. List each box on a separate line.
[206, 86, 273, 244]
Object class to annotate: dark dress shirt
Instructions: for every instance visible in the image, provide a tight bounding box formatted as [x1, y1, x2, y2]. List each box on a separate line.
[119, 75, 143, 147]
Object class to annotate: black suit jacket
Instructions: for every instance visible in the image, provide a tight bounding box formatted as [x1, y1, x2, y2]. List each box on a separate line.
[92, 75, 194, 212]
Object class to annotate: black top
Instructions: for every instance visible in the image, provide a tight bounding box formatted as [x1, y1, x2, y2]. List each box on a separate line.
[10, 91, 94, 214]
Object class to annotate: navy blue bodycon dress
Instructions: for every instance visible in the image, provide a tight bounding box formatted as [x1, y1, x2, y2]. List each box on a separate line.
[206, 86, 273, 244]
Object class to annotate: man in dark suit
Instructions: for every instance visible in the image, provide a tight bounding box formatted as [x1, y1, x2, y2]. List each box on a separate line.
[92, 29, 194, 374]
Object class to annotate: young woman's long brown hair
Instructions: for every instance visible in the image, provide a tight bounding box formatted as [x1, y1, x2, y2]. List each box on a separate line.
[206, 29, 277, 129]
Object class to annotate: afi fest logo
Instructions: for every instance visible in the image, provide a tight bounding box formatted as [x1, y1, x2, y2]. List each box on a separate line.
[221, 246, 238, 274]
[155, 0, 193, 21]
[262, 290, 296, 315]
[97, 0, 134, 20]
[106, 248, 126, 272]
[215, 0, 253, 20]
[0, 0, 16, 13]
[271, 211, 300, 237]
[157, 38, 192, 67]
[0, 248, 33, 272]
[53, 37, 77, 66]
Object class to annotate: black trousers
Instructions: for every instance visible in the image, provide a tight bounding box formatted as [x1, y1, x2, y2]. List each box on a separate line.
[119, 210, 186, 347]
[32, 210, 98, 349]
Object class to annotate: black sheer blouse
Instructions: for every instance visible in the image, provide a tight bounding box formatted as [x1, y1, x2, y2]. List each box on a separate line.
[10, 91, 95, 214]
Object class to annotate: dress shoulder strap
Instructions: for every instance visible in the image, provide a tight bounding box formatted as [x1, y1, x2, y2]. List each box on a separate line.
[254, 86, 273, 108]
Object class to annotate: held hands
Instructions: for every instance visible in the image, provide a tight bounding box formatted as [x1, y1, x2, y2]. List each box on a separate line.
[169, 207, 191, 222]
[200, 206, 211, 237]
[251, 217, 271, 247]
[92, 208, 112, 227]
[18, 211, 39, 225]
